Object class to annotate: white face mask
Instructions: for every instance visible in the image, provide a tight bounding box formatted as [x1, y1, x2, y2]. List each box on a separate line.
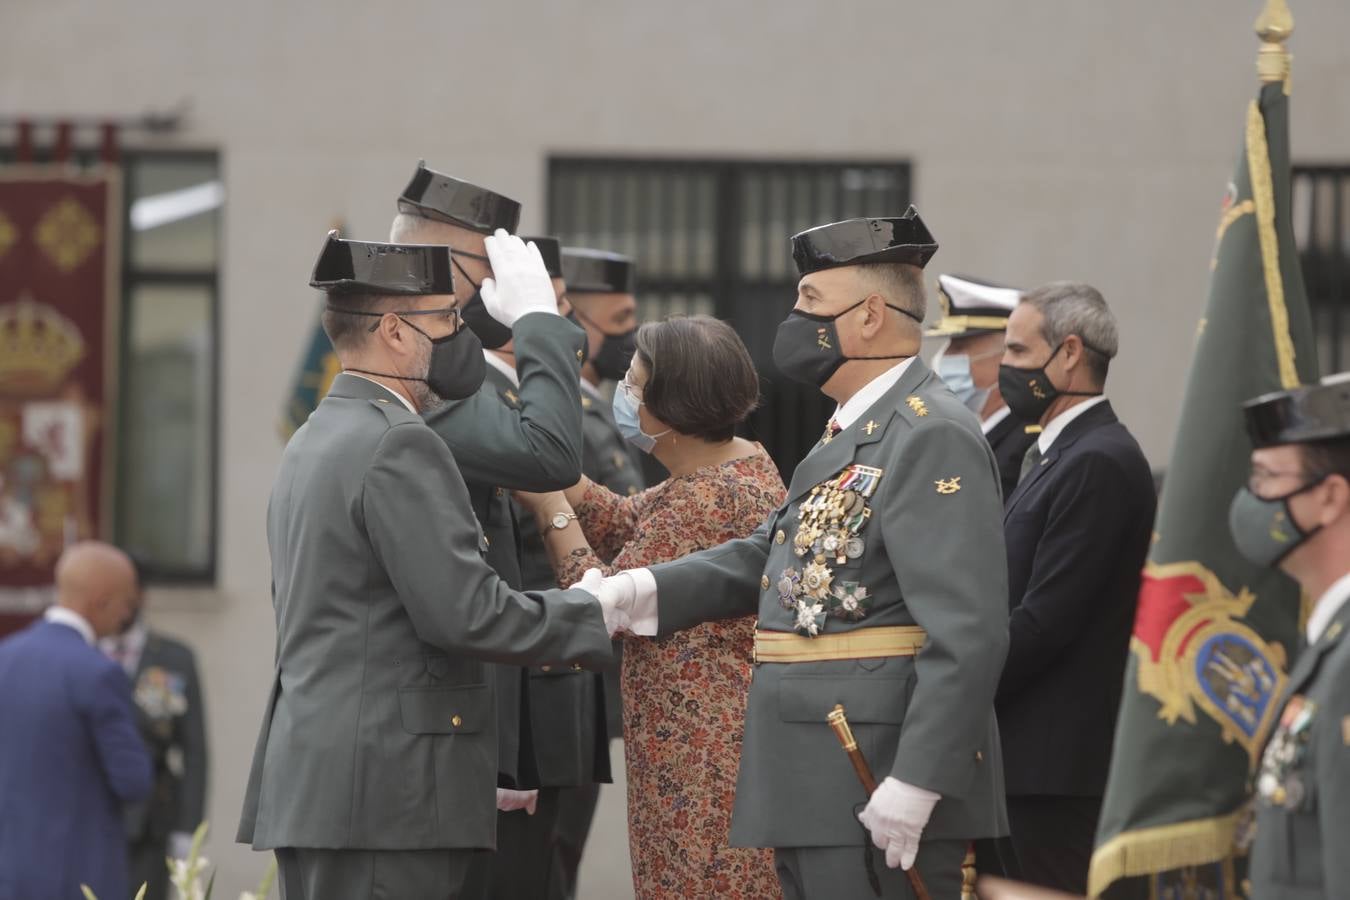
[933, 345, 991, 415]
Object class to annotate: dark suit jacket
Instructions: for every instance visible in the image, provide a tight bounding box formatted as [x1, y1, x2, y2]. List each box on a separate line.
[997, 400, 1155, 797]
[0, 620, 153, 900]
[985, 410, 1039, 502]
[125, 632, 208, 844]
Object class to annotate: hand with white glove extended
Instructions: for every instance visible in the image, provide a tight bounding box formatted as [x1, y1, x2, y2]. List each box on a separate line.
[569, 568, 636, 637]
[496, 788, 538, 815]
[480, 230, 559, 327]
[857, 776, 941, 870]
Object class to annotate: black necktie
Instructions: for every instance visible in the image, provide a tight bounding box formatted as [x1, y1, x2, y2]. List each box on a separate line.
[1019, 443, 1043, 484]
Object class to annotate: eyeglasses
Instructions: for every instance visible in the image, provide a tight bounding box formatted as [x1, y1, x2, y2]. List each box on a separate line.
[371, 305, 461, 333]
[1246, 465, 1312, 495]
[618, 375, 643, 403]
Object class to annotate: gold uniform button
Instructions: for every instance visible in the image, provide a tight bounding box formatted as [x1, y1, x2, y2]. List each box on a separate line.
[541, 665, 552, 672]
[451, 715, 463, 728]
[775, 530, 786, 545]
[572, 663, 583, 671]
[761, 575, 770, 590]
[975, 750, 984, 762]
[576, 349, 585, 361]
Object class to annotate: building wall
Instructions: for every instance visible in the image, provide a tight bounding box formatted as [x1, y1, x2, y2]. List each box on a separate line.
[3, 0, 1348, 893]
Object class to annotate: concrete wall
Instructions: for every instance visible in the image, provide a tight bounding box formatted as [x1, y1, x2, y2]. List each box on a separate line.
[3, 0, 1348, 894]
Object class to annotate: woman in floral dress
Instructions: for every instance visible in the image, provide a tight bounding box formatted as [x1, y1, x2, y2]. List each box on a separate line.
[518, 316, 785, 899]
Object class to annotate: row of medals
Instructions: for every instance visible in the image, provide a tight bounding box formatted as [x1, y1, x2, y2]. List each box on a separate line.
[1257, 696, 1316, 809]
[777, 466, 882, 635]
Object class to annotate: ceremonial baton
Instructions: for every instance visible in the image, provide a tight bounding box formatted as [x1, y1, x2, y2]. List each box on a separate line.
[828, 704, 931, 900]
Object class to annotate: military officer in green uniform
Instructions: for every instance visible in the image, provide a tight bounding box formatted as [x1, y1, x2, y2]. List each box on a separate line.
[238, 233, 612, 900]
[1231, 373, 1350, 899]
[388, 163, 589, 813]
[927, 273, 1039, 501]
[588, 209, 1011, 898]
[476, 237, 612, 900]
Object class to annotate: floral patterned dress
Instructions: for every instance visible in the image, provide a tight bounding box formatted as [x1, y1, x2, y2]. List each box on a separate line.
[556, 447, 786, 900]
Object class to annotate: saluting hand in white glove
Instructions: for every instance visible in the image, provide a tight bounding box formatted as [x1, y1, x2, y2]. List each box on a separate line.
[857, 776, 940, 870]
[569, 568, 636, 637]
[480, 230, 558, 327]
[496, 788, 538, 815]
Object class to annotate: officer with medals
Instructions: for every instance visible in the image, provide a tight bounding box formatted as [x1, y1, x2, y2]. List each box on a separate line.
[476, 236, 612, 899]
[927, 274, 1038, 500]
[388, 163, 590, 826]
[1230, 373, 1350, 898]
[586, 209, 1010, 898]
[237, 233, 612, 900]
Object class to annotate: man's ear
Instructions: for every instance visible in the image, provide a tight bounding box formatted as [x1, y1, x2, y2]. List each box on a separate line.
[1323, 473, 1350, 526]
[862, 293, 887, 336]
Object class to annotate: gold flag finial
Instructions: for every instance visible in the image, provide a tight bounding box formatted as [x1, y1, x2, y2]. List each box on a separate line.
[1254, 0, 1294, 84]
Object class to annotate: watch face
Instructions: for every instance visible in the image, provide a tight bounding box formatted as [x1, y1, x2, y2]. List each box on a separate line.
[552, 513, 570, 530]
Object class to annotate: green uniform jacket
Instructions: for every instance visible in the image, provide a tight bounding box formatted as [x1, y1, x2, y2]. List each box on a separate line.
[648, 359, 1010, 848]
[237, 373, 611, 852]
[1251, 598, 1350, 898]
[482, 364, 611, 789]
[423, 313, 589, 787]
[579, 388, 645, 737]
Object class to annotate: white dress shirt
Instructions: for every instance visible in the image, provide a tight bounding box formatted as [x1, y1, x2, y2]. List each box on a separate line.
[346, 372, 417, 413]
[981, 405, 1012, 437]
[99, 619, 148, 676]
[624, 359, 918, 634]
[44, 606, 95, 645]
[1037, 395, 1108, 454]
[483, 350, 520, 388]
[1306, 571, 1350, 645]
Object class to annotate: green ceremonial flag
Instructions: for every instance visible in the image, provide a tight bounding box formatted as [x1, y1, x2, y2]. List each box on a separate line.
[279, 299, 340, 440]
[1088, 19, 1320, 900]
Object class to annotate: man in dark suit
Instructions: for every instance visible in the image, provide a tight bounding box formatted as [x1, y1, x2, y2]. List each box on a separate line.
[237, 232, 613, 900]
[101, 558, 209, 900]
[995, 281, 1156, 893]
[0, 541, 153, 900]
[928, 273, 1039, 500]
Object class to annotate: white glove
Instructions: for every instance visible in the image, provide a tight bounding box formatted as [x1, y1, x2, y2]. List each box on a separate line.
[569, 568, 635, 637]
[857, 776, 940, 870]
[480, 230, 558, 326]
[496, 788, 538, 815]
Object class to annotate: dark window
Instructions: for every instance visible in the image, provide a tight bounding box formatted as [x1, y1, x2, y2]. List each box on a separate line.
[1293, 166, 1350, 373]
[548, 158, 912, 475]
[0, 147, 221, 583]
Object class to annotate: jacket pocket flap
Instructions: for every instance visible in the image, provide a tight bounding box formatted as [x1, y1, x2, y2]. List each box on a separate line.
[399, 684, 489, 735]
[778, 675, 911, 725]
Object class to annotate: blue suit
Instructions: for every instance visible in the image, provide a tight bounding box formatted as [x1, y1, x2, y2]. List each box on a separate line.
[0, 619, 153, 900]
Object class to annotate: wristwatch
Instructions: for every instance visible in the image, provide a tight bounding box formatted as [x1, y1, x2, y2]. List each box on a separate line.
[549, 511, 578, 531]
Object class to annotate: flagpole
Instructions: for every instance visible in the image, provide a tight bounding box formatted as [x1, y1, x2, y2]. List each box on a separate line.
[1255, 0, 1293, 85]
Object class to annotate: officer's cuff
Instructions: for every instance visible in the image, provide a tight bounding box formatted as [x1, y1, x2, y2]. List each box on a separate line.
[625, 568, 659, 636]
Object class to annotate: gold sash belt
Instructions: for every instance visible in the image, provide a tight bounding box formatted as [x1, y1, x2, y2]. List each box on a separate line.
[753, 625, 927, 664]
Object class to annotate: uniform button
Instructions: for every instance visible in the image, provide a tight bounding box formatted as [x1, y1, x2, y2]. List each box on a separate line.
[495, 487, 504, 497]
[483, 535, 491, 547]
[451, 715, 463, 728]
[975, 750, 984, 762]
[627, 486, 638, 496]
[775, 530, 786, 544]
[572, 663, 583, 671]
[1272, 785, 1287, 806]
[576, 349, 585, 361]
[761, 575, 770, 590]
[541, 665, 552, 672]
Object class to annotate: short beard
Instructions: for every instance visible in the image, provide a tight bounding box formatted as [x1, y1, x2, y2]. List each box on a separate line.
[407, 341, 444, 413]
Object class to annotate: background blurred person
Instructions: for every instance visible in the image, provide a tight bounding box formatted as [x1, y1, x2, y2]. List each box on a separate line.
[0, 541, 152, 900]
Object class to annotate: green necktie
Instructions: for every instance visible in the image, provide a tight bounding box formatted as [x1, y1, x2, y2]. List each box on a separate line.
[1019, 442, 1044, 484]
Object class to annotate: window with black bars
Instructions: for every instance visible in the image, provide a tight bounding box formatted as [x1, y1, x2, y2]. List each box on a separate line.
[1293, 165, 1350, 374]
[547, 158, 912, 476]
[0, 146, 221, 583]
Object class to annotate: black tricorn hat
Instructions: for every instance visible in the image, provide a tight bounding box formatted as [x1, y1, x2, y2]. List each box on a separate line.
[397, 161, 521, 234]
[561, 248, 636, 294]
[522, 236, 563, 278]
[926, 273, 1024, 338]
[309, 230, 455, 295]
[791, 206, 938, 276]
[1242, 373, 1350, 448]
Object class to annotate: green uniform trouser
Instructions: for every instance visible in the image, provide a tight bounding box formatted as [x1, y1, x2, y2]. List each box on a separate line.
[774, 839, 968, 900]
[276, 847, 487, 900]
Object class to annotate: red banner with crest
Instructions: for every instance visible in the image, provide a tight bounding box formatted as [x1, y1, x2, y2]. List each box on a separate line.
[0, 168, 121, 636]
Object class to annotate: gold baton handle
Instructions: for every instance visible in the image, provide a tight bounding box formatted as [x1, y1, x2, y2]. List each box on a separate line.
[828, 704, 932, 900]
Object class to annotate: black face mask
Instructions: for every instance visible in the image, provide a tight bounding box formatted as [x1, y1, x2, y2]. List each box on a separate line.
[334, 307, 486, 403]
[998, 342, 1103, 422]
[452, 252, 513, 350]
[771, 297, 919, 388]
[573, 306, 636, 381]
